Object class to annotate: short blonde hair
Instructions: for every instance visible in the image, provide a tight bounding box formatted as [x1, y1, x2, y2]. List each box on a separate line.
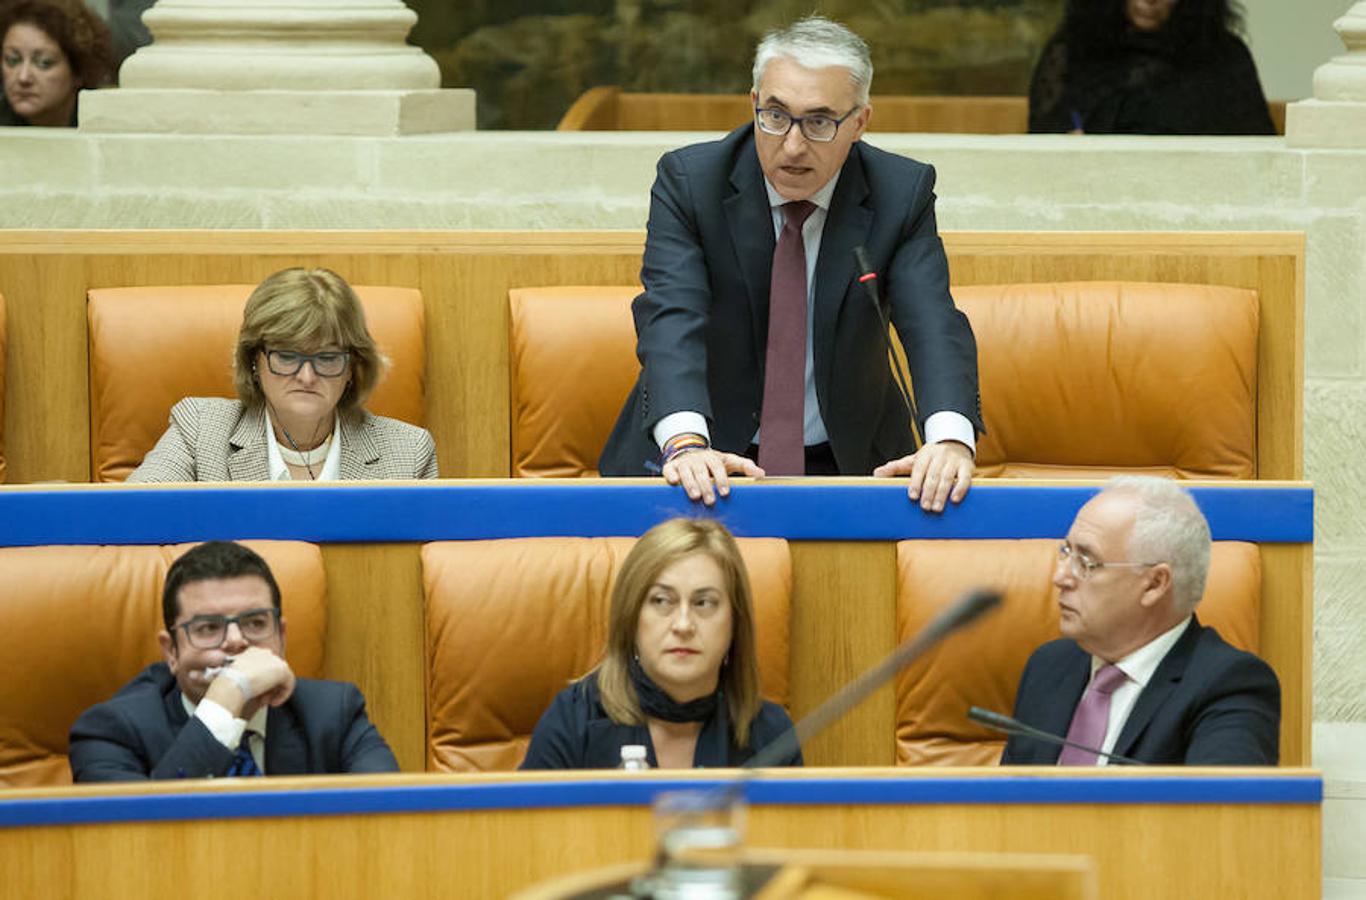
[595, 518, 763, 746]
[233, 267, 386, 418]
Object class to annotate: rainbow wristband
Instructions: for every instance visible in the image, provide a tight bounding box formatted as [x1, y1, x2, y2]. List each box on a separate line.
[661, 433, 709, 466]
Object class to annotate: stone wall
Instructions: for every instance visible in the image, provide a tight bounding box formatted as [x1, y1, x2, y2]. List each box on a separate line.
[0, 127, 1363, 891]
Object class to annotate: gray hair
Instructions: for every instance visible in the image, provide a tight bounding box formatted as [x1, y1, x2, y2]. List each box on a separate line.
[1105, 476, 1212, 615]
[751, 16, 873, 106]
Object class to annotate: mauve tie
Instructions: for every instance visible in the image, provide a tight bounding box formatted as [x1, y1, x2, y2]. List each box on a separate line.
[1057, 663, 1128, 765]
[758, 200, 817, 476]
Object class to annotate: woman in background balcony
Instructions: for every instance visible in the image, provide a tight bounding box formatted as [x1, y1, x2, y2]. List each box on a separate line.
[1028, 0, 1275, 135]
[129, 267, 438, 483]
[521, 518, 802, 769]
[1, 0, 112, 127]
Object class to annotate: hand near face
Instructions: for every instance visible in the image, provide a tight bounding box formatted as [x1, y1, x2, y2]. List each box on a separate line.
[873, 440, 974, 512]
[203, 646, 296, 719]
[663, 448, 765, 507]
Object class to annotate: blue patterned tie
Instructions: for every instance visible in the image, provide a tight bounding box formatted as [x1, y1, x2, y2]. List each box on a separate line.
[226, 731, 262, 777]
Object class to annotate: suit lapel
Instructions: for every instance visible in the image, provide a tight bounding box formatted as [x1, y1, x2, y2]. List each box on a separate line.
[338, 414, 380, 480]
[812, 147, 873, 410]
[1037, 646, 1092, 762]
[227, 404, 271, 481]
[264, 704, 310, 775]
[1112, 618, 1201, 757]
[724, 141, 778, 365]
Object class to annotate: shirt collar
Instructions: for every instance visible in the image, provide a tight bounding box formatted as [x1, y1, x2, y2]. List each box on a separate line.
[264, 408, 342, 482]
[1092, 615, 1193, 688]
[181, 692, 269, 736]
[763, 170, 840, 214]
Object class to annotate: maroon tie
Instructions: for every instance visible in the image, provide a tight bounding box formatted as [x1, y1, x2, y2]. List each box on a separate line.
[1057, 663, 1128, 765]
[759, 200, 816, 476]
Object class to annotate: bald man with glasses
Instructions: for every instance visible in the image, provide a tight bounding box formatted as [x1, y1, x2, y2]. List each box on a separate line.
[1001, 477, 1280, 766]
[70, 541, 397, 781]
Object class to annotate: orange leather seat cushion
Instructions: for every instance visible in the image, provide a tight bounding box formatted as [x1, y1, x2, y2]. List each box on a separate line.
[509, 286, 640, 478]
[423, 537, 792, 772]
[893, 539, 1261, 766]
[0, 541, 327, 786]
[87, 285, 427, 482]
[956, 282, 1257, 478]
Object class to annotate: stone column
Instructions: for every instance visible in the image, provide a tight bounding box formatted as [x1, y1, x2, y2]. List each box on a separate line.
[1286, 2, 1366, 147]
[80, 0, 474, 135]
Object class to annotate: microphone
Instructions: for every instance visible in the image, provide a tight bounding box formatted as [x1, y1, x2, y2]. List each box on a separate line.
[967, 706, 1146, 766]
[746, 588, 1003, 769]
[638, 590, 1002, 896]
[853, 246, 921, 448]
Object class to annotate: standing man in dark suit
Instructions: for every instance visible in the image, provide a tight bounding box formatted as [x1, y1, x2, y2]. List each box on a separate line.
[70, 541, 398, 781]
[1001, 476, 1280, 766]
[598, 16, 983, 511]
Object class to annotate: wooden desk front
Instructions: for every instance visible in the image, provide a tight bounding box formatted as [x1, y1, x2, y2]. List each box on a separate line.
[0, 768, 1321, 900]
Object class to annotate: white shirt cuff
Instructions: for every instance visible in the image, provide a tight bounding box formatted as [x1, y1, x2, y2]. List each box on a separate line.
[924, 411, 976, 456]
[195, 697, 247, 751]
[652, 411, 711, 451]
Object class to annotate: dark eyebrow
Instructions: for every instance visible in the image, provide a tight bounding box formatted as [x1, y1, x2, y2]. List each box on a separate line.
[759, 95, 840, 117]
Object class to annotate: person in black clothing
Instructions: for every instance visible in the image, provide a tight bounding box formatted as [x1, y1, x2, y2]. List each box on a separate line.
[1028, 0, 1275, 135]
[521, 518, 802, 770]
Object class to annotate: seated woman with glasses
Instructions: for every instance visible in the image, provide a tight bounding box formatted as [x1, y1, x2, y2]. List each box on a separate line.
[521, 518, 802, 769]
[128, 267, 438, 482]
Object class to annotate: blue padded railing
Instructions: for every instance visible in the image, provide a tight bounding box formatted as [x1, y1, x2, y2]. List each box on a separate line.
[0, 481, 1313, 547]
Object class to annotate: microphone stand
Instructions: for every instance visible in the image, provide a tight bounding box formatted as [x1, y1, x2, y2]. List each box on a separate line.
[968, 706, 1147, 767]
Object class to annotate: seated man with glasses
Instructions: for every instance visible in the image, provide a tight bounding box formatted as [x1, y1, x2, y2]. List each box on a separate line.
[1001, 476, 1280, 766]
[599, 15, 982, 513]
[70, 541, 398, 780]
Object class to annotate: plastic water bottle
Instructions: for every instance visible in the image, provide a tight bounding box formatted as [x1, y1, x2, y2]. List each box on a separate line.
[618, 744, 650, 770]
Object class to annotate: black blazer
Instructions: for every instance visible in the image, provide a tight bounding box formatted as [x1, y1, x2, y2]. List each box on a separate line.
[519, 673, 802, 769]
[599, 126, 982, 476]
[1000, 618, 1280, 765]
[69, 663, 399, 781]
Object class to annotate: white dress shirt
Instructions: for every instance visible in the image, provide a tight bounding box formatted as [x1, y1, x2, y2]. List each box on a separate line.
[183, 694, 269, 773]
[1092, 616, 1193, 765]
[652, 172, 975, 456]
[264, 409, 342, 482]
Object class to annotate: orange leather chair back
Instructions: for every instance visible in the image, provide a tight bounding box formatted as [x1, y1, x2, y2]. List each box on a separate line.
[87, 285, 427, 483]
[0, 290, 7, 482]
[423, 537, 792, 772]
[0, 541, 327, 787]
[956, 282, 1257, 478]
[507, 281, 1257, 479]
[509, 287, 640, 477]
[893, 539, 1261, 766]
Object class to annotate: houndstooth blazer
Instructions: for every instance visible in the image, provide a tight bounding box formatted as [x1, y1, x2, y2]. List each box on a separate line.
[126, 397, 439, 483]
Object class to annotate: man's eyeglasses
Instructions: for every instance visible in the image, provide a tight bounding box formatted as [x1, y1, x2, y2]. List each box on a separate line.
[1057, 541, 1156, 582]
[754, 105, 860, 143]
[264, 348, 350, 378]
[176, 608, 280, 649]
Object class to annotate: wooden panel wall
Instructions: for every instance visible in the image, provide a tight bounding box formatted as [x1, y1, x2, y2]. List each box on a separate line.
[0, 231, 1303, 484]
[557, 90, 1286, 136]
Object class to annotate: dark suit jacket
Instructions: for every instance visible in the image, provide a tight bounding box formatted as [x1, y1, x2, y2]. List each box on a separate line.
[69, 663, 399, 781]
[1000, 618, 1280, 765]
[519, 673, 802, 769]
[599, 126, 983, 476]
